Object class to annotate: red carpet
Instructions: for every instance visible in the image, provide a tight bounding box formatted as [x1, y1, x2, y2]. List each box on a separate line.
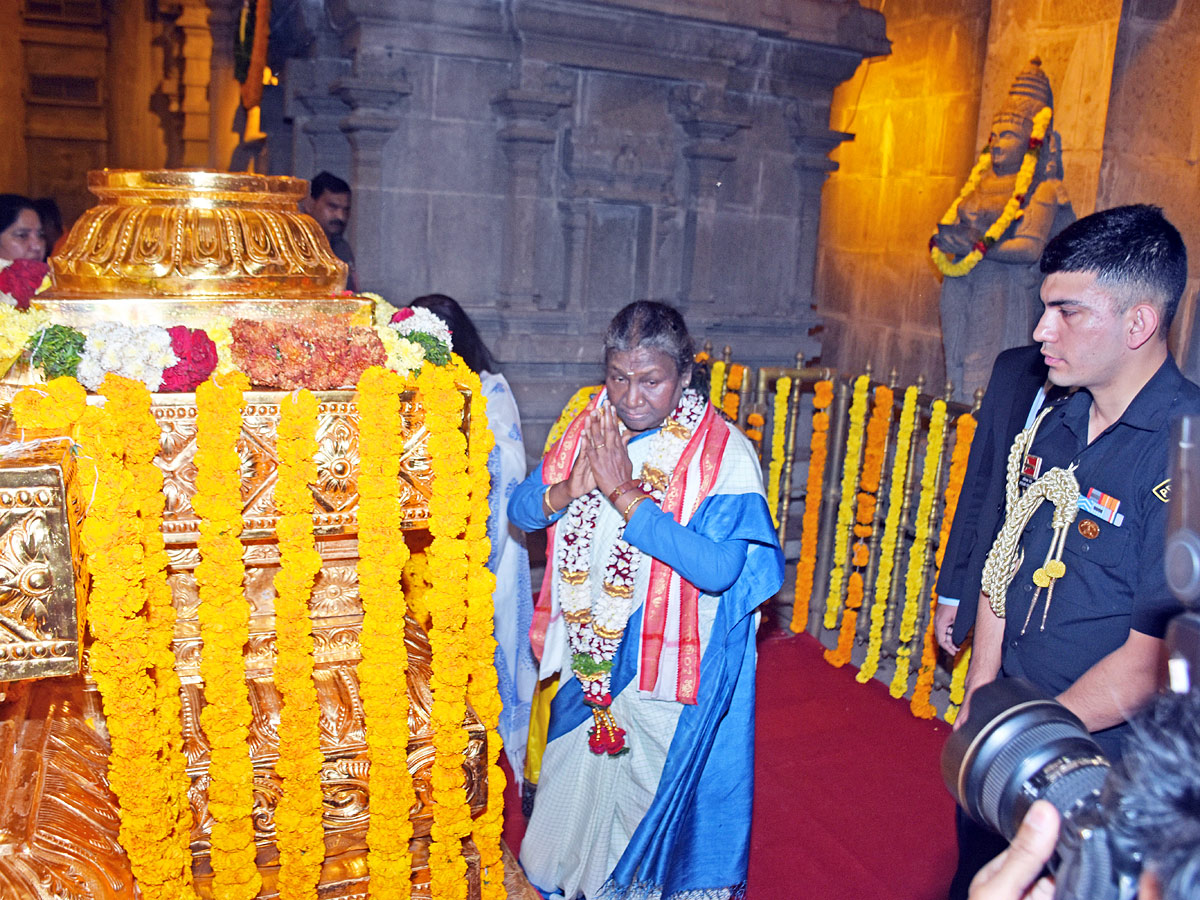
[502, 628, 958, 899]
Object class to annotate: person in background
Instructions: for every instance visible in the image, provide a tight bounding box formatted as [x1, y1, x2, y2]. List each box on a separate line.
[301, 172, 357, 291]
[0, 195, 46, 261]
[31, 197, 63, 260]
[508, 300, 783, 900]
[408, 293, 537, 781]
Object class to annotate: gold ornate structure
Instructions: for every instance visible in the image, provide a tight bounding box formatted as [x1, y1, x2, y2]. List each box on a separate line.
[0, 170, 534, 900]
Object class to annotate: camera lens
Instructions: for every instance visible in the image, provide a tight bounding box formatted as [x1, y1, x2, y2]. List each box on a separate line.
[942, 679, 1110, 840]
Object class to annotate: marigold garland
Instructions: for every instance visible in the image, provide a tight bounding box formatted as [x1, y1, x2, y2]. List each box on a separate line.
[828, 384, 892, 668]
[930, 107, 1053, 277]
[765, 377, 792, 528]
[274, 389, 326, 899]
[14, 376, 198, 900]
[856, 386, 918, 683]
[745, 411, 764, 444]
[459, 362, 506, 900]
[708, 360, 726, 408]
[726, 363, 744, 391]
[417, 361, 473, 900]
[946, 647, 972, 725]
[193, 371, 261, 900]
[722, 390, 739, 420]
[355, 366, 416, 898]
[822, 375, 869, 633]
[911, 411, 977, 719]
[890, 398, 947, 699]
[789, 380, 833, 633]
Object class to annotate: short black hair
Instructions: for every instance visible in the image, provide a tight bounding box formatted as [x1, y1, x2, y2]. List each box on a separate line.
[310, 171, 350, 200]
[604, 301, 695, 376]
[1039, 204, 1188, 334]
[1109, 687, 1200, 900]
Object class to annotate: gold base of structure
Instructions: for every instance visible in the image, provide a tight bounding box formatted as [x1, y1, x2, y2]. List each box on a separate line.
[0, 170, 521, 900]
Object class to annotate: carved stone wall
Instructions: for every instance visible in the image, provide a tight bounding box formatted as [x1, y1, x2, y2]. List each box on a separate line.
[265, 0, 889, 454]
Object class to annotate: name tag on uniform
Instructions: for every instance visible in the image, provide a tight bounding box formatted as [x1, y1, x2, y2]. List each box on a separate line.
[1078, 487, 1124, 527]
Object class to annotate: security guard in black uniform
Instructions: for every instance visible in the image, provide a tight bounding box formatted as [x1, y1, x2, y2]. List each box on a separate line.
[948, 204, 1200, 900]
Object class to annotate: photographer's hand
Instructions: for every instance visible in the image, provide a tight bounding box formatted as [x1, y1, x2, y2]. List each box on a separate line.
[968, 800, 1058, 900]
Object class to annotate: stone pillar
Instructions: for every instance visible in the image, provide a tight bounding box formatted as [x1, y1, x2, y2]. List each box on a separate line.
[284, 57, 352, 181]
[176, 0, 214, 168]
[333, 75, 410, 290]
[493, 85, 572, 309]
[670, 84, 748, 314]
[791, 107, 851, 317]
[206, 0, 242, 170]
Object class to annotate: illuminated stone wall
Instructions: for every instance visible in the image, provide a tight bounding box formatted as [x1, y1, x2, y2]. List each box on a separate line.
[815, 0, 989, 388]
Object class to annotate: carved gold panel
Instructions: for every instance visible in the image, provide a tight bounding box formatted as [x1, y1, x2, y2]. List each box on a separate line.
[0, 440, 86, 681]
[153, 391, 434, 543]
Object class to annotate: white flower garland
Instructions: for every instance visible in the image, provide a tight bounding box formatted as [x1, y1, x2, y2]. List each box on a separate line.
[553, 389, 707, 711]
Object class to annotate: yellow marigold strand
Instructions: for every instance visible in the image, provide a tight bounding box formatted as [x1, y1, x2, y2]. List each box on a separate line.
[857, 386, 918, 683]
[765, 377, 791, 528]
[829, 385, 892, 668]
[789, 381, 833, 633]
[194, 371, 261, 900]
[912, 412, 976, 719]
[890, 398, 947, 698]
[459, 362, 506, 900]
[20, 376, 198, 900]
[822, 375, 869, 631]
[274, 389, 326, 899]
[356, 366, 415, 898]
[946, 647, 972, 725]
[708, 360, 726, 409]
[419, 362, 472, 900]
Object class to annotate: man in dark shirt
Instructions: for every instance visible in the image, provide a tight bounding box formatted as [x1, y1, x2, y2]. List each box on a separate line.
[302, 171, 358, 291]
[948, 204, 1200, 898]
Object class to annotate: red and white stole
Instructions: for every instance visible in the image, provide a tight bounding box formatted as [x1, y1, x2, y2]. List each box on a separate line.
[532, 388, 729, 704]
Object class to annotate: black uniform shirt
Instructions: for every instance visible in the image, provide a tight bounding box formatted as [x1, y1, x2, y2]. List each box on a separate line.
[1000, 356, 1200, 716]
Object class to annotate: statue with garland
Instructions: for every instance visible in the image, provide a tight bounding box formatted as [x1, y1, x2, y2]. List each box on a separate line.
[931, 58, 1075, 403]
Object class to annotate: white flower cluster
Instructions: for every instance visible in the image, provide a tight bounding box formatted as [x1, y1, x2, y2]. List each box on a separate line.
[389, 307, 453, 351]
[76, 321, 178, 391]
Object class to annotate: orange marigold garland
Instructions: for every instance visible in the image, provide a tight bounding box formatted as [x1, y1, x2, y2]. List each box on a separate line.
[857, 386, 918, 683]
[274, 389, 326, 898]
[928, 412, 978, 722]
[890, 398, 947, 699]
[459, 361, 506, 899]
[789, 380, 833, 633]
[418, 361, 473, 900]
[745, 411, 764, 444]
[356, 366, 415, 897]
[826, 384, 892, 667]
[193, 371, 262, 900]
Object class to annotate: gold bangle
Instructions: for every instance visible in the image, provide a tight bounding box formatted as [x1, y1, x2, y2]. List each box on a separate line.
[608, 480, 637, 505]
[543, 484, 561, 515]
[622, 494, 648, 521]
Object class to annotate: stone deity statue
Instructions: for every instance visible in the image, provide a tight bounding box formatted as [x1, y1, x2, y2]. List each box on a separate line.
[932, 58, 1074, 402]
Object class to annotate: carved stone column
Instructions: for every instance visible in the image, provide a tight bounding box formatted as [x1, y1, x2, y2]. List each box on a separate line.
[175, 0, 214, 168]
[333, 76, 411, 290]
[285, 58, 353, 180]
[205, 0, 241, 170]
[493, 85, 572, 309]
[790, 105, 851, 317]
[670, 85, 748, 313]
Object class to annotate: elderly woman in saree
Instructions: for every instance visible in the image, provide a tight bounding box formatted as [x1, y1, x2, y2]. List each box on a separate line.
[508, 301, 784, 900]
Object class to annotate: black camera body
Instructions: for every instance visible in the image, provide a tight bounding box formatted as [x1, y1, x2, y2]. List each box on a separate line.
[942, 416, 1200, 900]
